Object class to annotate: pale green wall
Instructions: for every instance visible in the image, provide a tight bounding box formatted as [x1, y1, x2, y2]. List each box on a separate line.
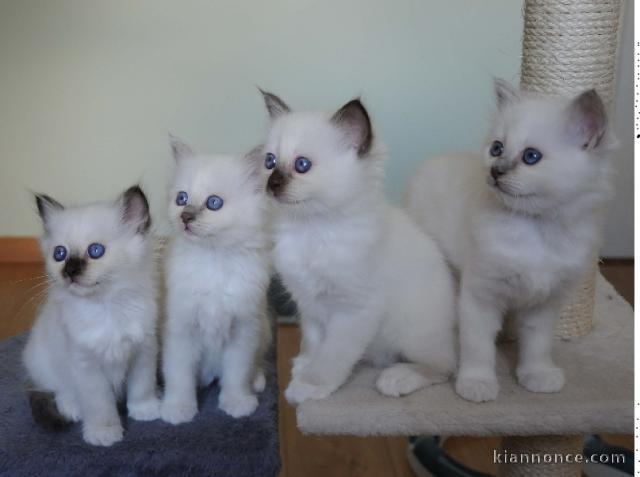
[0, 0, 524, 237]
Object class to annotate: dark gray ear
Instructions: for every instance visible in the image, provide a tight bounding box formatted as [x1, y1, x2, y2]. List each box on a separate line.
[565, 89, 607, 149]
[119, 185, 151, 234]
[169, 134, 195, 162]
[258, 88, 290, 119]
[35, 194, 63, 229]
[331, 98, 373, 157]
[494, 78, 521, 109]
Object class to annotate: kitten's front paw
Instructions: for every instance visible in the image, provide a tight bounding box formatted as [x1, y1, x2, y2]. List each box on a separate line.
[253, 371, 266, 393]
[291, 355, 310, 378]
[56, 394, 81, 422]
[376, 366, 428, 397]
[284, 378, 335, 405]
[219, 393, 258, 418]
[455, 374, 499, 402]
[161, 400, 198, 425]
[128, 397, 161, 421]
[517, 366, 565, 393]
[83, 423, 123, 447]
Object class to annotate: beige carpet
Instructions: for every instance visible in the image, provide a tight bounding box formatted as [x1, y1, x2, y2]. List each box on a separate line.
[296, 274, 633, 437]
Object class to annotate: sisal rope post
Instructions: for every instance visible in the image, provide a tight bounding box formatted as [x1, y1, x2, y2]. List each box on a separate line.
[520, 0, 623, 340]
[498, 2, 624, 476]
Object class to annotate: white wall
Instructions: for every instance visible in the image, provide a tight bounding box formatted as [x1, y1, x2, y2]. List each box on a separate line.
[0, 1, 632, 256]
[601, 0, 634, 257]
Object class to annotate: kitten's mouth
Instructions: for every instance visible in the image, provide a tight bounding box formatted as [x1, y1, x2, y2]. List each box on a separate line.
[67, 280, 99, 294]
[488, 176, 532, 199]
[183, 224, 200, 236]
[272, 195, 308, 206]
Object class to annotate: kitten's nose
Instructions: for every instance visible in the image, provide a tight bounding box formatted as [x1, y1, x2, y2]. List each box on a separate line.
[490, 165, 505, 180]
[181, 210, 196, 224]
[63, 257, 86, 280]
[267, 169, 288, 196]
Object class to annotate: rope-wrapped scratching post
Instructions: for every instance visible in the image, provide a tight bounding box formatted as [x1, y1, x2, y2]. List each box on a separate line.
[521, 0, 623, 339]
[500, 1, 624, 476]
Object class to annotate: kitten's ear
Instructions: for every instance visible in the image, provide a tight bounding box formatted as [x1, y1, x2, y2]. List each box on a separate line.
[258, 88, 291, 119]
[35, 194, 63, 230]
[565, 89, 607, 150]
[243, 145, 266, 193]
[331, 98, 373, 157]
[494, 78, 521, 109]
[119, 185, 151, 234]
[169, 134, 195, 162]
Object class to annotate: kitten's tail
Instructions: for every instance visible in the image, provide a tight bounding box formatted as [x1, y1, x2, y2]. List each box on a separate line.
[27, 390, 72, 432]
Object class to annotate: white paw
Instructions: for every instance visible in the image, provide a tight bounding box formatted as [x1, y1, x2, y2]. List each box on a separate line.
[56, 394, 81, 422]
[160, 400, 198, 425]
[291, 355, 310, 378]
[284, 378, 335, 405]
[128, 397, 161, 421]
[455, 374, 499, 402]
[376, 366, 428, 397]
[517, 366, 565, 393]
[83, 423, 123, 447]
[253, 371, 266, 393]
[219, 393, 258, 418]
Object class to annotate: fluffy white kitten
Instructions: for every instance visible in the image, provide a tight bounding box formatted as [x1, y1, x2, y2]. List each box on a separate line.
[160, 137, 271, 423]
[258, 91, 456, 404]
[23, 186, 160, 446]
[407, 80, 613, 402]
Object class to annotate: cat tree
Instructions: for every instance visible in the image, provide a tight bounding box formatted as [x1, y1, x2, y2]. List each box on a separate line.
[295, 1, 631, 476]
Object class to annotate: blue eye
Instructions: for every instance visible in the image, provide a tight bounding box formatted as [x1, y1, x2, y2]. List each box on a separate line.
[53, 245, 67, 262]
[88, 243, 105, 259]
[522, 147, 543, 165]
[206, 195, 224, 211]
[294, 156, 312, 174]
[265, 153, 277, 170]
[489, 140, 504, 157]
[176, 191, 188, 206]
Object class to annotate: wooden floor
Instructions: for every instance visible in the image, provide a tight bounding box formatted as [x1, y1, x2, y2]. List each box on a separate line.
[0, 260, 633, 476]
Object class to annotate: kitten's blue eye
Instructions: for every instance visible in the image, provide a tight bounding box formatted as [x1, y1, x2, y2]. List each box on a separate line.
[265, 153, 277, 170]
[176, 191, 188, 206]
[206, 195, 224, 211]
[294, 156, 312, 174]
[489, 140, 504, 157]
[88, 243, 105, 259]
[53, 246, 67, 262]
[522, 147, 543, 165]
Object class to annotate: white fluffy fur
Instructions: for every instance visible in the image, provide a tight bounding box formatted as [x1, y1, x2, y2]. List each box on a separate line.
[259, 96, 456, 404]
[161, 140, 271, 423]
[23, 189, 159, 446]
[407, 81, 614, 402]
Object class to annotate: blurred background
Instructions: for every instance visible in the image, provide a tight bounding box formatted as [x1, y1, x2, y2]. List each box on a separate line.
[0, 0, 632, 256]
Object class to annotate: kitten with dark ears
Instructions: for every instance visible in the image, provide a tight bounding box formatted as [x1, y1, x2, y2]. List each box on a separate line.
[258, 91, 457, 404]
[407, 79, 614, 402]
[23, 186, 160, 446]
[160, 137, 271, 423]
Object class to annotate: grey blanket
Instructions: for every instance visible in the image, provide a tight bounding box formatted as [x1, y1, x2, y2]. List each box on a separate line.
[0, 334, 281, 477]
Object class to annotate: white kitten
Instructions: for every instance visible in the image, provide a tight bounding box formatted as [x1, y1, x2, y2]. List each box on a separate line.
[160, 137, 271, 423]
[23, 186, 160, 446]
[407, 80, 614, 402]
[258, 91, 456, 404]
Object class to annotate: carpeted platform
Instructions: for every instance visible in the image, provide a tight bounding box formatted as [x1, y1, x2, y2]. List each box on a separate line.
[297, 274, 633, 437]
[0, 333, 281, 477]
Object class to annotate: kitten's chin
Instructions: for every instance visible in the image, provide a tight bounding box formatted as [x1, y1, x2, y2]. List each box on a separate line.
[489, 184, 547, 216]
